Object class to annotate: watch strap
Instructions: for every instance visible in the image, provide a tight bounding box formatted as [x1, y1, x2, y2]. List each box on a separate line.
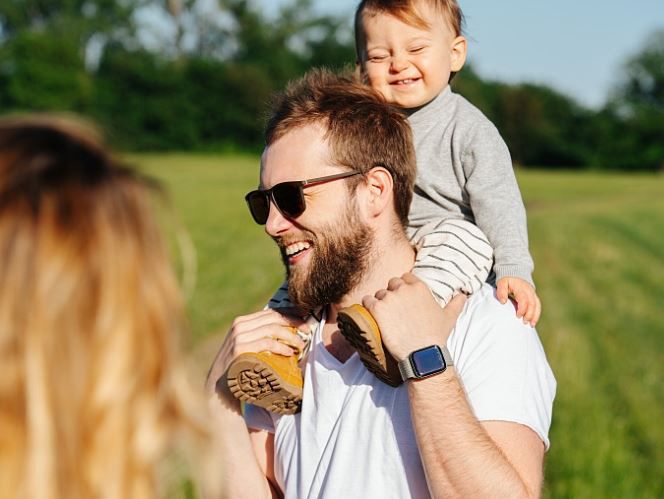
[398, 344, 454, 381]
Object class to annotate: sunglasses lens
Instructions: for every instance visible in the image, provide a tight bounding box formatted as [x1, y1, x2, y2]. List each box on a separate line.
[272, 182, 305, 219]
[245, 191, 269, 224]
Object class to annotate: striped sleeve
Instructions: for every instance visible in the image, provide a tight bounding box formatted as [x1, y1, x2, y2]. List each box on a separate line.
[267, 280, 293, 309]
[410, 219, 494, 305]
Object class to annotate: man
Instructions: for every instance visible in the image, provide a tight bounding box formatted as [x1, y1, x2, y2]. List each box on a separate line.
[206, 69, 556, 498]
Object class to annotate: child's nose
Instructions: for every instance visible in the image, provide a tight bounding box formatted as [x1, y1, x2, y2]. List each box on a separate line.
[390, 53, 409, 72]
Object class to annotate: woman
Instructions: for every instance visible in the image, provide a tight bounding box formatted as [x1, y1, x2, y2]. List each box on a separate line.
[0, 115, 217, 499]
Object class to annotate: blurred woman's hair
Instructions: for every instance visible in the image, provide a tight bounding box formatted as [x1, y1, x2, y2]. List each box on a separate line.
[0, 115, 215, 499]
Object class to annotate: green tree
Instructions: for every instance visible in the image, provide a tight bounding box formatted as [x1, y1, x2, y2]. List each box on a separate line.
[0, 0, 143, 113]
[94, 44, 198, 150]
[454, 66, 593, 168]
[161, 0, 196, 59]
[0, 0, 141, 50]
[2, 30, 92, 112]
[620, 29, 664, 113]
[599, 29, 664, 171]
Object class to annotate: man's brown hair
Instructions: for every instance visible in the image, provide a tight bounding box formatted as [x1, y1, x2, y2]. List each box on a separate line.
[265, 68, 417, 227]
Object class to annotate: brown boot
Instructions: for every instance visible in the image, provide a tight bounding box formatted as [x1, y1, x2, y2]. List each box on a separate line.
[226, 351, 303, 414]
[337, 304, 402, 387]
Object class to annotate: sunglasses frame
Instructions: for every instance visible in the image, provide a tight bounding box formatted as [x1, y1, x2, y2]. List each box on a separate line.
[245, 170, 363, 225]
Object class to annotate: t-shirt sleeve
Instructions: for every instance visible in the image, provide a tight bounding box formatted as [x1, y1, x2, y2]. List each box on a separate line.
[244, 403, 276, 433]
[449, 286, 556, 449]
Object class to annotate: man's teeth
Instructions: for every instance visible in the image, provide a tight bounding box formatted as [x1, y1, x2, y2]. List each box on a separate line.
[286, 241, 311, 256]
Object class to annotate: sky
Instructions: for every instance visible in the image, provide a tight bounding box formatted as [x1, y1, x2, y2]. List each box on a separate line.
[273, 0, 664, 109]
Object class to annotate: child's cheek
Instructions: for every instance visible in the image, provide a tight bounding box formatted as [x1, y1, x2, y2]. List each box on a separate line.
[366, 75, 386, 94]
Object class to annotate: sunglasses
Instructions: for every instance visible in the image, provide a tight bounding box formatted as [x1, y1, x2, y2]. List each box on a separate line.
[245, 170, 362, 225]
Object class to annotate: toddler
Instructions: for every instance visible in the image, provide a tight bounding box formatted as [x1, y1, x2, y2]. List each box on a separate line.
[337, 0, 541, 384]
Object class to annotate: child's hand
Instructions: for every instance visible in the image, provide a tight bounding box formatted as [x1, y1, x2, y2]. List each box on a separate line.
[496, 277, 541, 327]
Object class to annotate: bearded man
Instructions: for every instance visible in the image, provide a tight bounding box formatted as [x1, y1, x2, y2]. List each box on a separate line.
[206, 69, 556, 498]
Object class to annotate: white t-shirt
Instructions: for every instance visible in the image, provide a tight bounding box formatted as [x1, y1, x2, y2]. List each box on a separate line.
[245, 284, 556, 499]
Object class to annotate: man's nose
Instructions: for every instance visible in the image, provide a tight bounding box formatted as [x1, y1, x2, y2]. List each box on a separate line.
[264, 200, 292, 237]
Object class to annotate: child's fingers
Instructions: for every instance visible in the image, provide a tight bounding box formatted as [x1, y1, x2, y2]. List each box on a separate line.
[522, 291, 542, 326]
[515, 287, 529, 321]
[530, 295, 542, 327]
[515, 295, 528, 319]
[496, 279, 509, 303]
[522, 299, 535, 324]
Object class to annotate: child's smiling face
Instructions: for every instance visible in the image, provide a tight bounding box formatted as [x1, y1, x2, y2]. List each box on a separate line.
[358, 2, 466, 109]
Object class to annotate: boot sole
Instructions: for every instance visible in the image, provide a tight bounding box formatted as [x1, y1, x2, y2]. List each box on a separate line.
[226, 357, 303, 415]
[337, 306, 403, 387]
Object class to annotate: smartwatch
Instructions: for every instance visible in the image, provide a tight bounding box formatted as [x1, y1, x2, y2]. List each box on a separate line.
[398, 344, 454, 381]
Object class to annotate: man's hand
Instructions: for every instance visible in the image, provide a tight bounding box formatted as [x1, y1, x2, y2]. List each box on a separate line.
[361, 273, 467, 361]
[496, 277, 541, 327]
[204, 308, 304, 499]
[205, 309, 308, 398]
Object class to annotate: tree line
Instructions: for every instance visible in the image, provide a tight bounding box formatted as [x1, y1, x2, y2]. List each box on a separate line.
[1, 0, 662, 171]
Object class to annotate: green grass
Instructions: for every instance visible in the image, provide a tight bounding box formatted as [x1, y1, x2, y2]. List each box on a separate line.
[520, 170, 664, 498]
[134, 153, 285, 345]
[134, 155, 664, 498]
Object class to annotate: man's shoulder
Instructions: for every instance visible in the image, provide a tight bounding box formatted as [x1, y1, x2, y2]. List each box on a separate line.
[463, 283, 523, 323]
[450, 285, 556, 449]
[451, 283, 540, 355]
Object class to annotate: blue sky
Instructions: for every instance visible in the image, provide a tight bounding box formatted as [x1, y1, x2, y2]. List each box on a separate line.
[282, 0, 664, 108]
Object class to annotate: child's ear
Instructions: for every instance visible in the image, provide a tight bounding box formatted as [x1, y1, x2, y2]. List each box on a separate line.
[450, 36, 467, 72]
[354, 61, 370, 85]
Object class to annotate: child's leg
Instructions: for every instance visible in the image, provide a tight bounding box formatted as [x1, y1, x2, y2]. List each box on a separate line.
[410, 218, 493, 305]
[226, 281, 312, 414]
[338, 219, 493, 386]
[337, 304, 402, 385]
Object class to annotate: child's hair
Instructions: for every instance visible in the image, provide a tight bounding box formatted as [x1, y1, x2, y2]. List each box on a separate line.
[354, 0, 465, 57]
[0, 115, 213, 499]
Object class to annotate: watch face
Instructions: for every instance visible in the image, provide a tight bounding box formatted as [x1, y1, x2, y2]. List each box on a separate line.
[411, 345, 447, 377]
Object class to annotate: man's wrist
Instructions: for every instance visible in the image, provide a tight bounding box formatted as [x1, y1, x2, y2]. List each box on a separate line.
[398, 344, 454, 382]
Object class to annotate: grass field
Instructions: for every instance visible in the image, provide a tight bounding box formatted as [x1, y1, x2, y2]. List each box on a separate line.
[136, 154, 664, 498]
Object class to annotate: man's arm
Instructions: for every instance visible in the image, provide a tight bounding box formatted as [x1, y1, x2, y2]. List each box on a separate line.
[364, 274, 546, 498]
[205, 388, 275, 498]
[205, 309, 307, 498]
[408, 370, 544, 498]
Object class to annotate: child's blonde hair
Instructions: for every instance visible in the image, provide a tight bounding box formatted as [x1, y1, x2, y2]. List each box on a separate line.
[0, 115, 212, 499]
[355, 0, 466, 77]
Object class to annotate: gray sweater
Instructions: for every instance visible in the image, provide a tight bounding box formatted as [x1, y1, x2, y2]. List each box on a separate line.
[407, 86, 534, 285]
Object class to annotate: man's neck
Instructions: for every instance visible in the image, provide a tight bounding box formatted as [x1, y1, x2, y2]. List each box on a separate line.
[328, 228, 415, 321]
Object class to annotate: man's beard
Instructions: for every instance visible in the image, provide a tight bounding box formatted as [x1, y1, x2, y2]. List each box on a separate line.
[279, 206, 373, 313]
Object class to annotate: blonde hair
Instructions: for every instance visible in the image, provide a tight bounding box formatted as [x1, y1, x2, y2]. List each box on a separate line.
[0, 115, 211, 499]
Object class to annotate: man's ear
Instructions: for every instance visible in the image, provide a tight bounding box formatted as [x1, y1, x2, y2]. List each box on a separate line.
[450, 36, 467, 72]
[362, 166, 394, 218]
